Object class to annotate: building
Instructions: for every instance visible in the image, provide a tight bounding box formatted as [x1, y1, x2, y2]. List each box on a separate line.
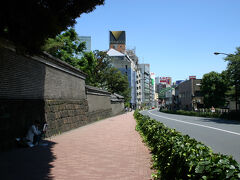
[150, 73, 157, 107]
[108, 31, 142, 109]
[175, 78, 203, 111]
[155, 76, 173, 108]
[79, 36, 91, 52]
[138, 64, 151, 107]
[107, 48, 137, 108]
[109, 31, 126, 53]
[136, 68, 142, 109]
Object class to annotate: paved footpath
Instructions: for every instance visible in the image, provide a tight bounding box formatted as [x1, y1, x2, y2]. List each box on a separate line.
[0, 112, 152, 180]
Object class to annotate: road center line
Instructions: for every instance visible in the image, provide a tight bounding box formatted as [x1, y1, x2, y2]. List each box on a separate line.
[147, 110, 240, 136]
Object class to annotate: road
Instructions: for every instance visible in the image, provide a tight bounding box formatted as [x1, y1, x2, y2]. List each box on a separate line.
[141, 109, 240, 163]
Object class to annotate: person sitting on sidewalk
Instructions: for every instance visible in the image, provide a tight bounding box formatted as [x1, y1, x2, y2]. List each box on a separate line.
[25, 120, 43, 147]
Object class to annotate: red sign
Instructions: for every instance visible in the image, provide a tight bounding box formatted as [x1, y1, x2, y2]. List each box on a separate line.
[160, 77, 171, 84]
[189, 76, 196, 80]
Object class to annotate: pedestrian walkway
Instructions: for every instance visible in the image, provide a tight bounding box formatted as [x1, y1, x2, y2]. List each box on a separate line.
[0, 112, 153, 180]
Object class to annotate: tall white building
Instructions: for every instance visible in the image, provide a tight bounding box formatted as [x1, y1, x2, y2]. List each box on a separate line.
[138, 64, 151, 107]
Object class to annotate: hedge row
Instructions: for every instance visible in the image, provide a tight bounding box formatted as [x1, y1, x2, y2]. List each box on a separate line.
[134, 111, 240, 180]
[160, 109, 221, 118]
[161, 109, 240, 121]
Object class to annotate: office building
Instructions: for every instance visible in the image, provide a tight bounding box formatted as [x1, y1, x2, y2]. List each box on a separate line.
[79, 36, 91, 52]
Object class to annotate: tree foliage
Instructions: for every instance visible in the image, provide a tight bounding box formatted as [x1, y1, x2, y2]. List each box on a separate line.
[200, 71, 229, 108]
[0, 0, 104, 53]
[224, 47, 240, 110]
[43, 28, 86, 67]
[43, 28, 130, 102]
[80, 51, 131, 102]
[104, 67, 131, 103]
[78, 50, 109, 86]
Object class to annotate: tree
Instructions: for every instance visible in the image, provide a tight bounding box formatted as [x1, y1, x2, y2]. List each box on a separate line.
[200, 71, 229, 108]
[224, 47, 240, 111]
[80, 51, 131, 102]
[104, 67, 131, 103]
[43, 28, 86, 67]
[0, 0, 104, 53]
[79, 50, 112, 86]
[43, 29, 131, 102]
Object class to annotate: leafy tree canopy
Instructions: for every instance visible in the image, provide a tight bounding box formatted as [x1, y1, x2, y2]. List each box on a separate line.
[0, 0, 104, 53]
[43, 28, 86, 67]
[44, 28, 130, 102]
[224, 47, 240, 108]
[200, 71, 229, 108]
[104, 67, 131, 103]
[80, 51, 131, 102]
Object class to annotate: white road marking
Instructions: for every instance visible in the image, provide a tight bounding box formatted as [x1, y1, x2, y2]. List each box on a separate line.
[147, 110, 240, 136]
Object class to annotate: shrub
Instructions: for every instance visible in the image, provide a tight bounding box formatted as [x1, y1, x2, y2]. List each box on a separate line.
[161, 109, 222, 119]
[134, 111, 240, 180]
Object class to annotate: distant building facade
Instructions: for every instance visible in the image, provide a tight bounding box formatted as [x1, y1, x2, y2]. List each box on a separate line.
[79, 36, 91, 52]
[150, 73, 157, 107]
[109, 31, 126, 53]
[138, 64, 151, 107]
[175, 79, 203, 110]
[107, 48, 137, 108]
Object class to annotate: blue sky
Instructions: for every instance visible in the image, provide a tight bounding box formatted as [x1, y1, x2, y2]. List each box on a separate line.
[75, 0, 240, 82]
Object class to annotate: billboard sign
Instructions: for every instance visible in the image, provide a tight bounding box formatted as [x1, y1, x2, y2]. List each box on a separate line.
[189, 76, 196, 80]
[176, 80, 184, 85]
[160, 77, 171, 85]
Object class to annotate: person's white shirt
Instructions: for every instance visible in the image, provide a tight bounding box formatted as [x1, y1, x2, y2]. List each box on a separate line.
[26, 124, 41, 143]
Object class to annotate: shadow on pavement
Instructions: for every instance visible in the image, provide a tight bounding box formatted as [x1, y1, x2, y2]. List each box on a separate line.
[0, 140, 57, 180]
[198, 117, 240, 125]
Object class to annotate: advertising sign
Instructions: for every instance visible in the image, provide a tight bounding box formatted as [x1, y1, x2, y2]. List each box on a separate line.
[176, 80, 184, 85]
[189, 76, 196, 80]
[160, 77, 171, 85]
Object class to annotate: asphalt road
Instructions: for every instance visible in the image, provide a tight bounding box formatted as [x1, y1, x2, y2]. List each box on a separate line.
[141, 109, 240, 163]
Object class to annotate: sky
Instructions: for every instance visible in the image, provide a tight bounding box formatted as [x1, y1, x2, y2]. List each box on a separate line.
[75, 0, 240, 82]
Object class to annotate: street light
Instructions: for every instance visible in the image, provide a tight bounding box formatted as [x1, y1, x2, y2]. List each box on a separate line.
[214, 51, 238, 111]
[213, 52, 231, 56]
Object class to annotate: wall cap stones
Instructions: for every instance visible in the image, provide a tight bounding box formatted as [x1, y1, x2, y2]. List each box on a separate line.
[86, 85, 111, 96]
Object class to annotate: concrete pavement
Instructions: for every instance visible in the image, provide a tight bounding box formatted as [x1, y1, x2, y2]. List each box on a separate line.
[0, 112, 152, 180]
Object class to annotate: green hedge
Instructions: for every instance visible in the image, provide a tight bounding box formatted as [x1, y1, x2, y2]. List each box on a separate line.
[134, 111, 240, 180]
[161, 109, 221, 118]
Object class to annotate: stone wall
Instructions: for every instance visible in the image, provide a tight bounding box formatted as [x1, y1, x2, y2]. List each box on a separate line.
[86, 85, 112, 122]
[0, 41, 125, 151]
[44, 100, 88, 137]
[0, 46, 45, 99]
[0, 42, 88, 150]
[110, 93, 125, 116]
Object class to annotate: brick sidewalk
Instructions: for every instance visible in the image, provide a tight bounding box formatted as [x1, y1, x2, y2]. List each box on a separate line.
[0, 112, 152, 180]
